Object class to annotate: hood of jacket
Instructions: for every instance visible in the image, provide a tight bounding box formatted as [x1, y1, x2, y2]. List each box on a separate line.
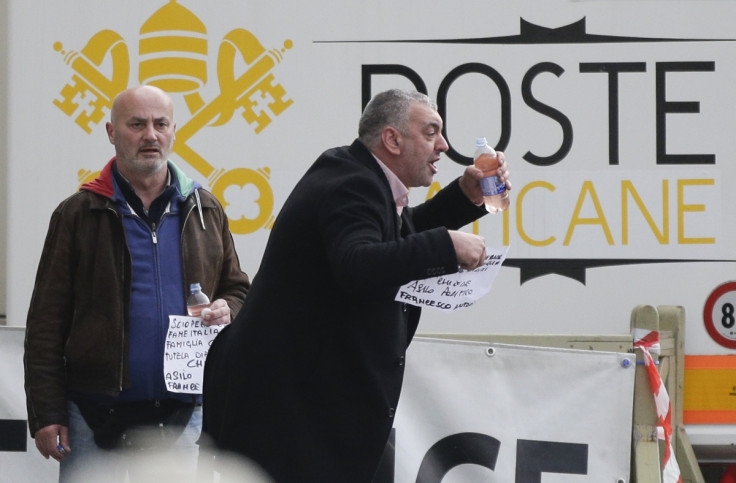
[81, 157, 200, 200]
[81, 157, 207, 228]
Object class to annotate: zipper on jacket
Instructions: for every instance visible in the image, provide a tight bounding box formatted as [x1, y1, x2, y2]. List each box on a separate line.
[107, 204, 127, 393]
[151, 222, 158, 244]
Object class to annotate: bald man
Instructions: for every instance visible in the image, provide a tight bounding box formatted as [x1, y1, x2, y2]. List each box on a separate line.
[24, 86, 250, 482]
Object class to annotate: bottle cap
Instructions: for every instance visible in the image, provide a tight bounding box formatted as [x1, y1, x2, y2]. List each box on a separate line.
[475, 137, 496, 156]
[190, 282, 201, 292]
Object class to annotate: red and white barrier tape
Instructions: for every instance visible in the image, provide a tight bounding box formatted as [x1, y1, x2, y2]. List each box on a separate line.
[632, 329, 682, 483]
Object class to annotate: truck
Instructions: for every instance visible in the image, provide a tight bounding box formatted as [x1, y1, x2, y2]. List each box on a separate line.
[3, 0, 735, 480]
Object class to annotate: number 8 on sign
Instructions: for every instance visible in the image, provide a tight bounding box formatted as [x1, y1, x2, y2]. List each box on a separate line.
[703, 281, 736, 349]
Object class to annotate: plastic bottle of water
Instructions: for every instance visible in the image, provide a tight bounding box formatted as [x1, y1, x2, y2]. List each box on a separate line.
[473, 137, 509, 213]
[186, 282, 211, 317]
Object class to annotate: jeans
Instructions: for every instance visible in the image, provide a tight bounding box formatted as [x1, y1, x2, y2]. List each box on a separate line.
[59, 400, 202, 483]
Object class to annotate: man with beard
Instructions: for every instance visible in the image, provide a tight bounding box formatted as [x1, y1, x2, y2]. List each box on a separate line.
[24, 85, 250, 482]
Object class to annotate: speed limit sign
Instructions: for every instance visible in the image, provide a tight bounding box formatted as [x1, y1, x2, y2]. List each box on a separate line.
[703, 281, 736, 349]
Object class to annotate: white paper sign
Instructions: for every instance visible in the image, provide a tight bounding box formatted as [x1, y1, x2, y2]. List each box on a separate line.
[396, 246, 509, 312]
[163, 316, 223, 394]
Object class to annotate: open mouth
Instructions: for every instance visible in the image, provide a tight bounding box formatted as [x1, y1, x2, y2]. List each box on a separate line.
[139, 147, 160, 155]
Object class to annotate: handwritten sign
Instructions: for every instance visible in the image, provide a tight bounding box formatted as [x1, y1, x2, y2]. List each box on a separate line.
[163, 316, 223, 394]
[395, 246, 509, 312]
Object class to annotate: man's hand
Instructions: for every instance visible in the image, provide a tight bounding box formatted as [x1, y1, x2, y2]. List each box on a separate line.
[449, 230, 487, 271]
[201, 298, 231, 326]
[35, 424, 69, 462]
[459, 151, 512, 205]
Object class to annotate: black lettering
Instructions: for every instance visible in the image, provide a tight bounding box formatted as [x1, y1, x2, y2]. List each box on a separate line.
[521, 62, 572, 166]
[579, 62, 647, 165]
[416, 432, 500, 482]
[361, 65, 427, 110]
[440, 287, 457, 297]
[656, 61, 716, 165]
[436, 63, 511, 165]
[407, 281, 435, 294]
[182, 382, 201, 392]
[515, 439, 588, 482]
[0, 420, 27, 452]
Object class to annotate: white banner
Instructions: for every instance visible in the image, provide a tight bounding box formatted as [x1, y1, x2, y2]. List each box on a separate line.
[0, 328, 59, 483]
[394, 338, 636, 482]
[3, 329, 635, 482]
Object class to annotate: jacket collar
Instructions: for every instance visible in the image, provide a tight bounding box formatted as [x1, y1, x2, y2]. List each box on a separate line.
[80, 157, 201, 200]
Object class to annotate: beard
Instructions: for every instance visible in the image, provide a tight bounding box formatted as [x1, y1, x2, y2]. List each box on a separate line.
[118, 146, 170, 177]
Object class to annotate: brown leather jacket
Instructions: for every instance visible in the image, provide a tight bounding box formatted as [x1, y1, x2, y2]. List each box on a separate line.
[24, 165, 250, 436]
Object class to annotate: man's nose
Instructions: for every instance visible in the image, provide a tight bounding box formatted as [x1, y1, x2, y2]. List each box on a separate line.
[142, 124, 158, 141]
[437, 133, 449, 152]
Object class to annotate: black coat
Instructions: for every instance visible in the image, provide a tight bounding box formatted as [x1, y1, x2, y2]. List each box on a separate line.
[202, 140, 486, 482]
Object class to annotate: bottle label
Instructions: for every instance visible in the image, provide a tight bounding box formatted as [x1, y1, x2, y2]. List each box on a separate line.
[480, 175, 506, 196]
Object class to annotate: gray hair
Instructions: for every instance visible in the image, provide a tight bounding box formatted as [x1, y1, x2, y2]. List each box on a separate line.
[358, 89, 437, 148]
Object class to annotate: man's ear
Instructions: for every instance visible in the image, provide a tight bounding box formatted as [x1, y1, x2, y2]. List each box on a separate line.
[381, 126, 402, 156]
[106, 122, 115, 145]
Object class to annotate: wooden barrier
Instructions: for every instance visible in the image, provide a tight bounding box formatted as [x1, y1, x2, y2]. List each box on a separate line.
[630, 305, 704, 483]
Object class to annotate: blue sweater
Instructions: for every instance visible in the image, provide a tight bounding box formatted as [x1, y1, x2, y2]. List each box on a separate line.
[79, 161, 201, 404]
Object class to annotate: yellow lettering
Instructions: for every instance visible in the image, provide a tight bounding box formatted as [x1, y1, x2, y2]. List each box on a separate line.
[678, 179, 715, 244]
[564, 181, 614, 246]
[426, 181, 442, 199]
[422, 177, 715, 248]
[622, 180, 669, 245]
[427, 180, 484, 235]
[516, 181, 556, 247]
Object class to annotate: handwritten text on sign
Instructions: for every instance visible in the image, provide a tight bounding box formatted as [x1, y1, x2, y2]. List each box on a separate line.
[164, 316, 223, 394]
[396, 246, 509, 312]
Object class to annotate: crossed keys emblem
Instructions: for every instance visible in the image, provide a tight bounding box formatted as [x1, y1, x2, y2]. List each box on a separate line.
[52, 1, 293, 234]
